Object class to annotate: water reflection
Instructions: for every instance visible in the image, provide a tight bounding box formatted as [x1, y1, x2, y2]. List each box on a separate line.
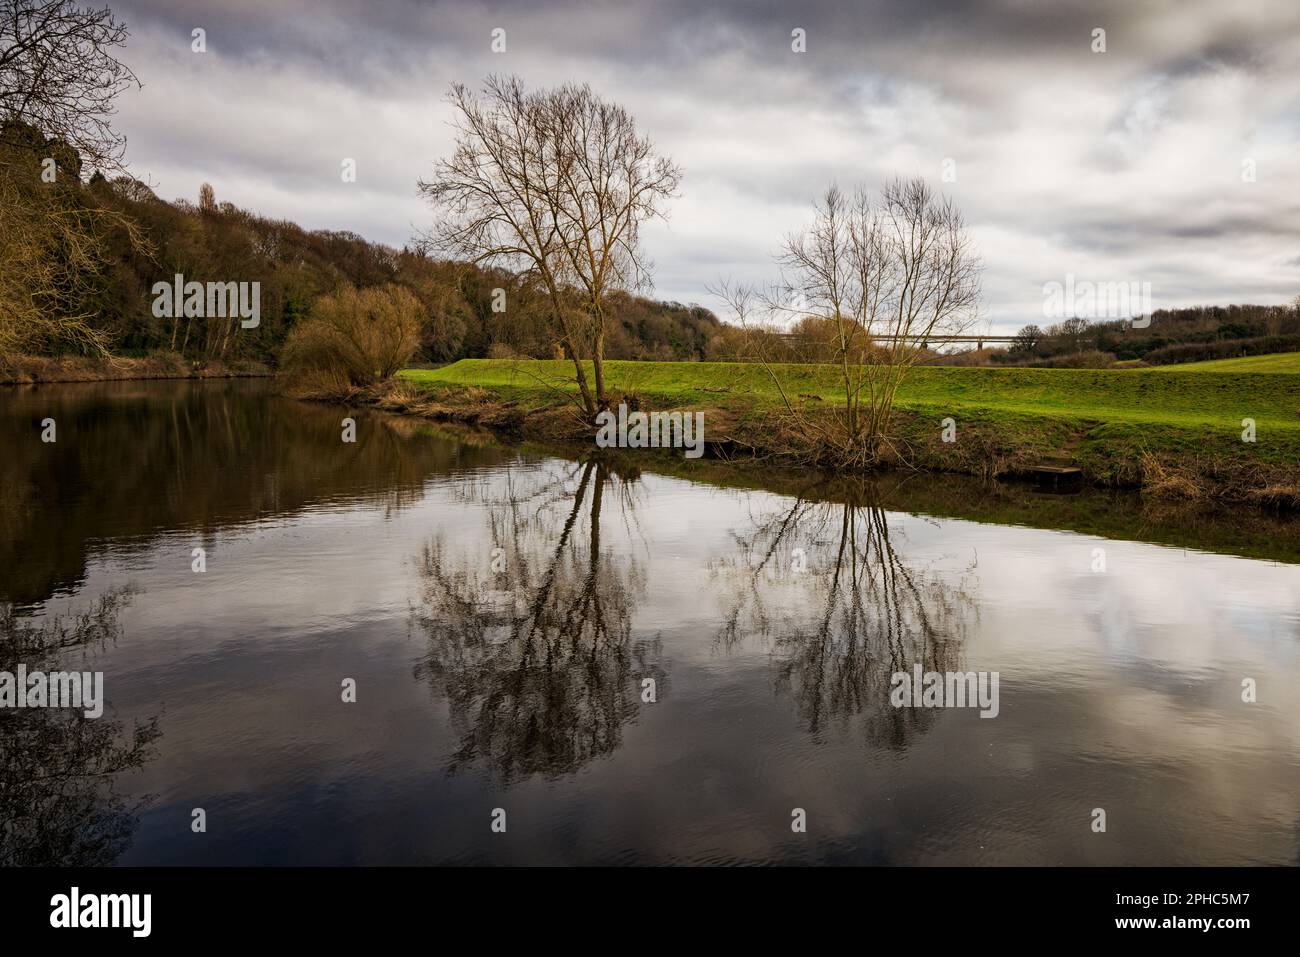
[713, 483, 977, 746]
[413, 457, 663, 782]
[0, 589, 161, 865]
[1, 379, 1296, 865]
[0, 379, 513, 606]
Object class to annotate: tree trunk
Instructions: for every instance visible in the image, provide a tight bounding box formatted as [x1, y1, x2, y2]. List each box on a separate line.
[592, 329, 607, 410]
[562, 338, 597, 419]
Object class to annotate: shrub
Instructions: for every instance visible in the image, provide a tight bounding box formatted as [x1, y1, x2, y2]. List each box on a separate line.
[999, 349, 1117, 369]
[1034, 349, 1117, 369]
[1144, 334, 1300, 366]
[282, 284, 422, 389]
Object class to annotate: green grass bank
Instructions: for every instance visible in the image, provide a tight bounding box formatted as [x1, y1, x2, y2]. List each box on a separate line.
[393, 355, 1300, 507]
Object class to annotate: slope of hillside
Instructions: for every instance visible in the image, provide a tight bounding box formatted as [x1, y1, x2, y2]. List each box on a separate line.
[1147, 351, 1300, 373]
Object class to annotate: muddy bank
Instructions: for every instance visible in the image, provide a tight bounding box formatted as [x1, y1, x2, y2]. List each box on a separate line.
[0, 353, 272, 385]
[304, 379, 1300, 512]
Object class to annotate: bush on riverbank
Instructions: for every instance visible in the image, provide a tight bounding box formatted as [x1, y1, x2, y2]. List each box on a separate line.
[281, 284, 422, 397]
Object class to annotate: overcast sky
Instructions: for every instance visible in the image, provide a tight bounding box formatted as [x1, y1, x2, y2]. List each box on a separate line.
[108, 0, 1300, 332]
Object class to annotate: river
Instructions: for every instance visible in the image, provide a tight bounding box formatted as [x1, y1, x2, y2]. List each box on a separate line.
[2, 378, 1297, 865]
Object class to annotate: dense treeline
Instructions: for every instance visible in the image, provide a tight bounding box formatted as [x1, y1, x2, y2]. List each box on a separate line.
[98, 183, 729, 365]
[1, 127, 727, 366]
[7, 117, 1297, 371]
[996, 304, 1300, 367]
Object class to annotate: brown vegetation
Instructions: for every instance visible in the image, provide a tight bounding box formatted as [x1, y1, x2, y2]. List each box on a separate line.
[714, 178, 982, 467]
[0, 352, 269, 384]
[281, 284, 422, 397]
[419, 75, 682, 418]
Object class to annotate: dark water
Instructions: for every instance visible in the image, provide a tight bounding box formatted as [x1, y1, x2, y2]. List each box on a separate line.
[2, 378, 1298, 866]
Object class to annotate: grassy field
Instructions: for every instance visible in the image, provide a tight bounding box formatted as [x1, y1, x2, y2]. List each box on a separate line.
[397, 354, 1300, 499]
[1146, 352, 1300, 373]
[405, 356, 1300, 432]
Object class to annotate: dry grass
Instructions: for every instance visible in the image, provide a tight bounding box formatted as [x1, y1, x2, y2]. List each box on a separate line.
[1244, 485, 1300, 510]
[1139, 451, 1207, 500]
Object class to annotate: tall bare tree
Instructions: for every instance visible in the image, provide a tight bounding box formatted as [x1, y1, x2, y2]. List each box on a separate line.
[715, 178, 981, 466]
[0, 0, 143, 356]
[419, 75, 681, 418]
[0, 0, 138, 170]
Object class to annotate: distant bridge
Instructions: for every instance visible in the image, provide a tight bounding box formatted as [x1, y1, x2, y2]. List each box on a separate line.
[773, 332, 1026, 350]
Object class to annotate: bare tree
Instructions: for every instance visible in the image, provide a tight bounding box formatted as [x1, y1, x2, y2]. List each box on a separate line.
[0, 1, 145, 356]
[1011, 323, 1043, 355]
[419, 75, 681, 418]
[0, 0, 138, 170]
[0, 125, 148, 355]
[715, 178, 981, 466]
[1051, 316, 1090, 354]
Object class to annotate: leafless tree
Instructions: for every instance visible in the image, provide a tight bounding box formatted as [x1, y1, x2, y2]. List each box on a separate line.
[0, 0, 139, 170]
[1011, 323, 1043, 355]
[419, 75, 681, 418]
[1050, 316, 1091, 354]
[715, 178, 981, 466]
[0, 1, 145, 356]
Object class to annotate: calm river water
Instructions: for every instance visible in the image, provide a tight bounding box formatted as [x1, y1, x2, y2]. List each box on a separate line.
[2, 378, 1298, 865]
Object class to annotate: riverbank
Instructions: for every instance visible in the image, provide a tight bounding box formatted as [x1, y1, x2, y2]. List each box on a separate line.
[379, 357, 1300, 509]
[0, 353, 272, 385]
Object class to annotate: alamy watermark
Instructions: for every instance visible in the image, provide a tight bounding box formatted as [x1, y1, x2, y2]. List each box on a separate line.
[0, 664, 104, 718]
[50, 887, 151, 937]
[1043, 274, 1152, 326]
[890, 665, 1000, 718]
[151, 273, 260, 328]
[595, 403, 705, 458]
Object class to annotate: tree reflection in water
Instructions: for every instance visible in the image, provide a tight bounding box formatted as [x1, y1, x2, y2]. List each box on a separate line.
[712, 482, 978, 747]
[413, 457, 662, 783]
[0, 588, 161, 865]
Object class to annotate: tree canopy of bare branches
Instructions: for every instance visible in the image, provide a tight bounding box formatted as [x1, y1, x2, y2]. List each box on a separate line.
[419, 75, 681, 418]
[0, 2, 144, 356]
[0, 0, 138, 170]
[0, 120, 149, 355]
[714, 178, 981, 466]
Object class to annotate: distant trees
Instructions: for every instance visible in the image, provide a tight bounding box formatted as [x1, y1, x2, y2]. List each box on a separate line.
[419, 75, 682, 418]
[1011, 324, 1042, 354]
[1052, 316, 1091, 353]
[1, 157, 719, 365]
[994, 304, 1300, 367]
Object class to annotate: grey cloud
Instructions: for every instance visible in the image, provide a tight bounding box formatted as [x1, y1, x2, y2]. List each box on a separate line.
[103, 0, 1300, 330]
